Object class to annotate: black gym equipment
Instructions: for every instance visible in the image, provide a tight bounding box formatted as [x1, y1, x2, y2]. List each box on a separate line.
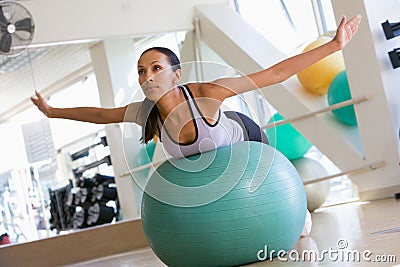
[91, 184, 118, 202]
[73, 189, 81, 206]
[382, 20, 400, 40]
[73, 155, 112, 177]
[93, 173, 115, 186]
[72, 207, 87, 229]
[65, 190, 75, 207]
[77, 178, 96, 188]
[79, 187, 93, 204]
[70, 136, 108, 161]
[53, 134, 119, 231]
[86, 203, 115, 226]
[388, 47, 400, 69]
[48, 183, 75, 232]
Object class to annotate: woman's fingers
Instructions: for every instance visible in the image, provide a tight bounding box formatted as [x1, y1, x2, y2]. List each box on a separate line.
[338, 15, 347, 31]
[346, 25, 353, 40]
[336, 14, 362, 47]
[35, 90, 45, 102]
[31, 91, 49, 116]
[30, 95, 39, 106]
[347, 14, 362, 32]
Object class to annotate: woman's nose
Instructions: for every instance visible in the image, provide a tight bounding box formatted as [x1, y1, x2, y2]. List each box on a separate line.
[146, 72, 154, 82]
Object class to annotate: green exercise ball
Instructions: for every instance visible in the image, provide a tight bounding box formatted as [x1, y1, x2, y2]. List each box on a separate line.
[266, 113, 312, 160]
[141, 141, 307, 267]
[136, 139, 157, 177]
[327, 71, 357, 126]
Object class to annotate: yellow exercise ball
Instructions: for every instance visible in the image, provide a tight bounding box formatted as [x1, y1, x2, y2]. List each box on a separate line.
[297, 36, 345, 95]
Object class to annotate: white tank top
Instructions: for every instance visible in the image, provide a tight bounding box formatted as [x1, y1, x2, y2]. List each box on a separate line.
[158, 85, 244, 158]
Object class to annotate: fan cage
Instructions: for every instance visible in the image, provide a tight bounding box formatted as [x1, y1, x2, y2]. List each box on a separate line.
[0, 0, 35, 56]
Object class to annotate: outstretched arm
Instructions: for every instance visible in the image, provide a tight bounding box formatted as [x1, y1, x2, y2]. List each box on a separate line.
[249, 14, 362, 87]
[30, 90, 142, 125]
[205, 14, 362, 99]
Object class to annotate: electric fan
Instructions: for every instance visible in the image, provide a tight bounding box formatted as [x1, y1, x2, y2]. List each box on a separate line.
[0, 0, 35, 56]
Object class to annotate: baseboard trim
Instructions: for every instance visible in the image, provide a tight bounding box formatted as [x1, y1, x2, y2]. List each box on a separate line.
[0, 219, 148, 267]
[360, 184, 400, 201]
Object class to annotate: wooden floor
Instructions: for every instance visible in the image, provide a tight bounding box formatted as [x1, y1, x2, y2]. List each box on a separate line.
[68, 198, 400, 267]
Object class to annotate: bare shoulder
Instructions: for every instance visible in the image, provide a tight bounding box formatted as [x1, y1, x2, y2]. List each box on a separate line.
[184, 82, 223, 117]
[123, 101, 145, 126]
[186, 82, 229, 101]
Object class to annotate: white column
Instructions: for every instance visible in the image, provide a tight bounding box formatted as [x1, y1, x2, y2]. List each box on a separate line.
[90, 40, 143, 219]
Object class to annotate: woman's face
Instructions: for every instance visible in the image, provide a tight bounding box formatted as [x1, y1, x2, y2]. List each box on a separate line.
[137, 50, 180, 101]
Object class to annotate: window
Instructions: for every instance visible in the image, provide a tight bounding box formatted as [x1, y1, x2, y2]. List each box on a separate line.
[236, 0, 338, 54]
[237, 0, 319, 54]
[317, 0, 337, 34]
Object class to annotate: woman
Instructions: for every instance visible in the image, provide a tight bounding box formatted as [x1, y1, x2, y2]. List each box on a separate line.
[31, 15, 362, 158]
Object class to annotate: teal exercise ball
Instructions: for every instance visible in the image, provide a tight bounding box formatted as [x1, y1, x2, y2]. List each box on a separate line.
[136, 139, 157, 177]
[141, 141, 307, 267]
[327, 71, 357, 125]
[266, 113, 312, 160]
[137, 139, 156, 166]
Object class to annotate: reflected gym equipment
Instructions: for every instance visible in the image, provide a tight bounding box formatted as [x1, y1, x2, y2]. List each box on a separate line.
[72, 207, 87, 229]
[91, 184, 118, 202]
[73, 155, 112, 177]
[93, 173, 115, 186]
[86, 203, 115, 226]
[69, 136, 108, 161]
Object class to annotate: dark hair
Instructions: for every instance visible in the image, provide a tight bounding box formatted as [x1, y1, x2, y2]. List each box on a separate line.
[138, 47, 181, 144]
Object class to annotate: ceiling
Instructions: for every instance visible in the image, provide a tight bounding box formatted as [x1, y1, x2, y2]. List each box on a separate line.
[0, 42, 94, 120]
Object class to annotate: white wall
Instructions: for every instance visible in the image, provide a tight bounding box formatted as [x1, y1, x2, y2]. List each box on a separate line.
[332, 0, 400, 199]
[364, 0, 400, 152]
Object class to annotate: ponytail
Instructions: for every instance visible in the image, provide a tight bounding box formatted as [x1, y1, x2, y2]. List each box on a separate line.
[139, 98, 159, 144]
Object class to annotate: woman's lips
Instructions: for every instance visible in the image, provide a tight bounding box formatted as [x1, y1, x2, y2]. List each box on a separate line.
[145, 85, 158, 91]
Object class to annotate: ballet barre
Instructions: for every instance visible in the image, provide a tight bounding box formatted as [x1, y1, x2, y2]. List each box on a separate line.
[262, 96, 371, 129]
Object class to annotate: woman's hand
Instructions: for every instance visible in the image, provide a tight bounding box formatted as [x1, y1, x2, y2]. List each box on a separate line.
[30, 90, 52, 117]
[334, 14, 362, 50]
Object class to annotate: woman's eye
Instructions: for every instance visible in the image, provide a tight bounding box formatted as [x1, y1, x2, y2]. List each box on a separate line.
[138, 69, 145, 75]
[153, 65, 161, 71]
